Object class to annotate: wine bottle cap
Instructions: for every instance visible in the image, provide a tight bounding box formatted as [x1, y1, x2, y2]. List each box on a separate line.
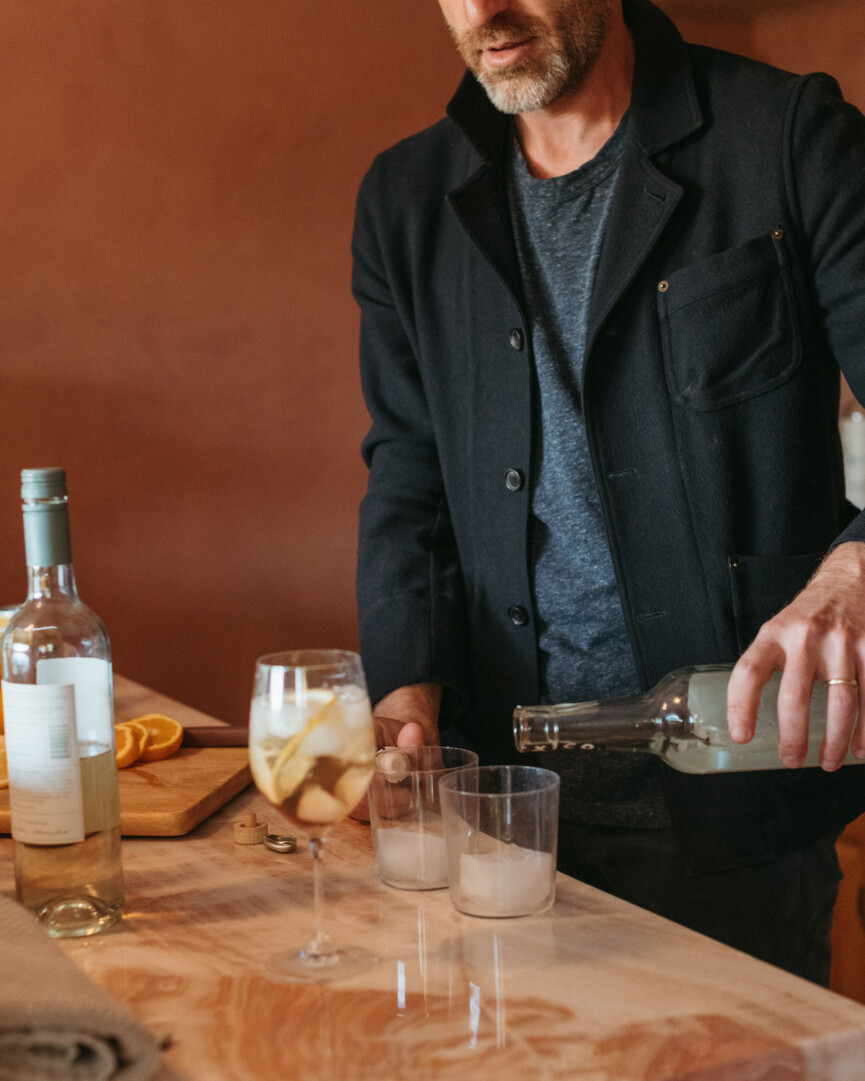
[20, 469, 72, 567]
[264, 834, 297, 853]
[21, 468, 67, 501]
[233, 811, 268, 845]
[376, 747, 411, 782]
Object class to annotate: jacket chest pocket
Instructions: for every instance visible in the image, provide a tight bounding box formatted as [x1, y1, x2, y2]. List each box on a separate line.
[658, 229, 801, 411]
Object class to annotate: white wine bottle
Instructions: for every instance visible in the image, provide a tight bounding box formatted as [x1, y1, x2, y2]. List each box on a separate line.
[1, 468, 123, 936]
[514, 664, 865, 774]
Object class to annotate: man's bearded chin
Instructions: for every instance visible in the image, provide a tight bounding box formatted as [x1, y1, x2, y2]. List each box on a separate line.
[475, 53, 573, 115]
[448, 5, 611, 116]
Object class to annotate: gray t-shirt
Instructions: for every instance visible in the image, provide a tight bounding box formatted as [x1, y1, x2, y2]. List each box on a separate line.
[509, 120, 669, 827]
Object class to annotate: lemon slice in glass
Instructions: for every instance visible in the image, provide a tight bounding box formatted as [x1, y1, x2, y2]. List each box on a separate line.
[253, 690, 337, 805]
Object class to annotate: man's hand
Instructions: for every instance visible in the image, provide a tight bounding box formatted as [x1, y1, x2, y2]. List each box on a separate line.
[372, 682, 442, 749]
[350, 682, 443, 821]
[727, 542, 865, 770]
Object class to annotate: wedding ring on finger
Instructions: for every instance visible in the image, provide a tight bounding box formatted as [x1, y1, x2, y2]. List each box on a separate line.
[827, 678, 859, 688]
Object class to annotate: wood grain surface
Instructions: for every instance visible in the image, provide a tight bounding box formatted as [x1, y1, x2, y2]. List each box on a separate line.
[22, 784, 865, 1081]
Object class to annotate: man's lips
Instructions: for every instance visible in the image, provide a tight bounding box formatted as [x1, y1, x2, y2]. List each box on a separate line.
[481, 36, 535, 68]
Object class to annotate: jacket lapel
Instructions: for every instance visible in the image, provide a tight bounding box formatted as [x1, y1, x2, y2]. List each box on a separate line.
[446, 75, 525, 310]
[583, 146, 682, 376]
[584, 0, 701, 374]
[447, 158, 526, 313]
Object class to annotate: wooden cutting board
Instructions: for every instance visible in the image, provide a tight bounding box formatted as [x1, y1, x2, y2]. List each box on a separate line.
[0, 674, 252, 837]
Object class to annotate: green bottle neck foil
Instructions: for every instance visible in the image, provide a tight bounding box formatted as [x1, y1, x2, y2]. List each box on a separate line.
[21, 468, 72, 569]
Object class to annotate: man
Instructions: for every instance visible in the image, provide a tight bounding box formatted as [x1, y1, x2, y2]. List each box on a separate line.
[352, 0, 865, 982]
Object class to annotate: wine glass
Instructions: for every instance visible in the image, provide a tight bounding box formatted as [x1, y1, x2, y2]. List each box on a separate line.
[248, 649, 377, 982]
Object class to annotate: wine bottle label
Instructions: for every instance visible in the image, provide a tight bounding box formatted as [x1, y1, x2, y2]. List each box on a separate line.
[2, 681, 85, 844]
[36, 657, 113, 745]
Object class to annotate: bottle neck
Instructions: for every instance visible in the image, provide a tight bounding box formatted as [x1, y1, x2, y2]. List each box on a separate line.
[22, 493, 74, 601]
[513, 670, 704, 754]
[514, 691, 667, 753]
[26, 563, 79, 601]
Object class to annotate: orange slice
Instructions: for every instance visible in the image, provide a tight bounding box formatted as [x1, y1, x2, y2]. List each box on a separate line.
[116, 721, 151, 762]
[115, 721, 152, 768]
[115, 724, 141, 769]
[129, 713, 184, 762]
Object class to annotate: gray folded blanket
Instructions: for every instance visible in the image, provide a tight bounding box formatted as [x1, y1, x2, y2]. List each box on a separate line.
[0, 897, 160, 1081]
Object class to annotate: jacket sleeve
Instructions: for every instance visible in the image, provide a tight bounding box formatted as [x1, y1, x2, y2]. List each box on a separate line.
[788, 73, 865, 547]
[351, 158, 469, 713]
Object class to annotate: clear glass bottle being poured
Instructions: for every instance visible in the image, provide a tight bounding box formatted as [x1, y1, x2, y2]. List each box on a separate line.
[514, 665, 865, 774]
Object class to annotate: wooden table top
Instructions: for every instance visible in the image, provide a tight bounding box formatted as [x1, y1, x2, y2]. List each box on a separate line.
[4, 682, 865, 1080]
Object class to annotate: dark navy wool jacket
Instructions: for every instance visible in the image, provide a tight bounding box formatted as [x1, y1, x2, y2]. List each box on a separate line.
[352, 0, 865, 873]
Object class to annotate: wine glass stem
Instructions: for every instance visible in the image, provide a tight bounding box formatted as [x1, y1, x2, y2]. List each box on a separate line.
[308, 836, 331, 957]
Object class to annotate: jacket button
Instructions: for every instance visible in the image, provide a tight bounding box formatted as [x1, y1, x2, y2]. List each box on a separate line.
[508, 605, 529, 626]
[772, 226, 784, 241]
[505, 468, 524, 492]
[657, 280, 669, 293]
[509, 328, 525, 350]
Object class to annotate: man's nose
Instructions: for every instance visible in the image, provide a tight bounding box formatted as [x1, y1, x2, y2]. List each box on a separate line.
[462, 0, 512, 28]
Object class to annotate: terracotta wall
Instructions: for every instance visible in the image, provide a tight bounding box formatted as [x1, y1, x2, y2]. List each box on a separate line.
[753, 0, 865, 109]
[0, 2, 462, 723]
[662, 9, 755, 56]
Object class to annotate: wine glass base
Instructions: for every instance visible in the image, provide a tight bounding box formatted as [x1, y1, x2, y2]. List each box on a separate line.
[264, 944, 378, 984]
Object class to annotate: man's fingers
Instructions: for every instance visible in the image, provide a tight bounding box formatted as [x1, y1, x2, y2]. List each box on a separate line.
[775, 665, 818, 769]
[373, 713, 411, 748]
[726, 545, 865, 769]
[728, 637, 862, 770]
[367, 763, 414, 822]
[819, 659, 861, 770]
[363, 719, 429, 822]
[373, 714, 438, 750]
[726, 647, 780, 744]
[396, 721, 425, 749]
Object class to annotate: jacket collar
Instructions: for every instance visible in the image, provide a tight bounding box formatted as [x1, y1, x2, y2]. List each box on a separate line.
[445, 0, 703, 163]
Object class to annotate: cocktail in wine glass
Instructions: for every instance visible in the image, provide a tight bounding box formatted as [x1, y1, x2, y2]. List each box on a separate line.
[248, 649, 376, 982]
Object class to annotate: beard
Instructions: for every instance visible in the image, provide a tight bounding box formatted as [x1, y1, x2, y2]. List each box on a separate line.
[446, 1, 613, 115]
